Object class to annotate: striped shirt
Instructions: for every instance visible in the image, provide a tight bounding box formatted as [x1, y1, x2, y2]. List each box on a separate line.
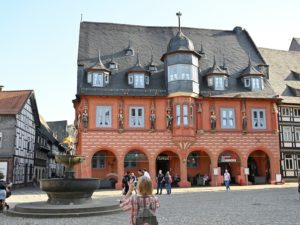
[120, 194, 160, 225]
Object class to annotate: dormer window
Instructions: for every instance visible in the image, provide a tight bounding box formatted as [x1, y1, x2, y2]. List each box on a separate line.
[125, 40, 134, 56]
[87, 71, 110, 87]
[128, 73, 148, 88]
[243, 77, 264, 91]
[108, 61, 118, 70]
[207, 75, 228, 91]
[148, 64, 157, 72]
[134, 74, 145, 88]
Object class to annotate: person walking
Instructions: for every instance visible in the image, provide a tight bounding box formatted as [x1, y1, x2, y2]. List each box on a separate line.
[165, 171, 172, 195]
[122, 171, 131, 195]
[143, 168, 150, 179]
[120, 176, 160, 225]
[156, 170, 164, 195]
[224, 169, 231, 191]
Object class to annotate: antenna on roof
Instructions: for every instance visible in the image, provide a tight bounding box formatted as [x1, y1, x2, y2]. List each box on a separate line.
[81, 13, 83, 22]
[176, 12, 182, 32]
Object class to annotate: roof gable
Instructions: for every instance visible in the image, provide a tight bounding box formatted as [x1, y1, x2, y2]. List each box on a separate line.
[0, 90, 32, 115]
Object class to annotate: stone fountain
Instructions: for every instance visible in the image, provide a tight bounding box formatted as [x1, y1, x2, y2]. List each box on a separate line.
[39, 136, 100, 205]
[6, 135, 121, 217]
[39, 154, 100, 205]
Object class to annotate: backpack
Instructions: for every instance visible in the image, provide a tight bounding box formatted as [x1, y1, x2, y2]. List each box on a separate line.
[135, 196, 158, 225]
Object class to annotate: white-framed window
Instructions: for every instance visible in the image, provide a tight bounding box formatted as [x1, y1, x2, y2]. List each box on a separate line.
[183, 105, 189, 126]
[294, 127, 300, 142]
[285, 154, 294, 170]
[244, 78, 250, 87]
[207, 77, 213, 87]
[176, 105, 181, 126]
[251, 109, 266, 129]
[104, 74, 109, 84]
[92, 152, 106, 169]
[134, 74, 145, 88]
[168, 64, 198, 82]
[0, 132, 2, 148]
[282, 126, 293, 141]
[190, 105, 194, 125]
[214, 77, 225, 90]
[129, 107, 144, 127]
[96, 106, 112, 127]
[221, 108, 235, 128]
[297, 155, 300, 170]
[128, 75, 134, 84]
[281, 107, 290, 116]
[294, 108, 300, 117]
[92, 72, 104, 87]
[145, 75, 150, 85]
[252, 78, 260, 90]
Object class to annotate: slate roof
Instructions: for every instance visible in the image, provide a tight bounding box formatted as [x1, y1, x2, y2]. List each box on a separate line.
[0, 90, 33, 114]
[47, 120, 68, 143]
[259, 47, 300, 104]
[289, 38, 300, 51]
[77, 22, 276, 99]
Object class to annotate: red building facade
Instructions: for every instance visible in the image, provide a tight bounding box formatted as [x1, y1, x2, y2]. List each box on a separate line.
[73, 16, 280, 189]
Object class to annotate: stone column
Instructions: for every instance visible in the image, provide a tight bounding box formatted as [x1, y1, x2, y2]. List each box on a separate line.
[178, 156, 191, 187]
[149, 156, 157, 187]
[210, 156, 221, 186]
[115, 156, 124, 190]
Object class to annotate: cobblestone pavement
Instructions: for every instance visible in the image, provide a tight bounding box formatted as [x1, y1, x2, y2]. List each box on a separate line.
[0, 183, 299, 225]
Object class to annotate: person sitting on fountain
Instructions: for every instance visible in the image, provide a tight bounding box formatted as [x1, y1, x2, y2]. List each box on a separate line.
[120, 176, 160, 225]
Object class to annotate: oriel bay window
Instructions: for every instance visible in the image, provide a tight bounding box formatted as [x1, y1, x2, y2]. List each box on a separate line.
[175, 104, 194, 127]
[129, 107, 144, 127]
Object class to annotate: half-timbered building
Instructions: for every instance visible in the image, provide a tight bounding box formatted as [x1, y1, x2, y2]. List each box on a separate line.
[260, 39, 300, 180]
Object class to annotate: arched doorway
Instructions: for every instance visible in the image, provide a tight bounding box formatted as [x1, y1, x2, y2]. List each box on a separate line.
[91, 150, 117, 188]
[218, 150, 241, 184]
[156, 151, 180, 186]
[247, 150, 270, 184]
[124, 150, 148, 177]
[187, 151, 211, 186]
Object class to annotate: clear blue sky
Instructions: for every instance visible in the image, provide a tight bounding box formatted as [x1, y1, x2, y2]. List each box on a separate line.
[1, 0, 299, 125]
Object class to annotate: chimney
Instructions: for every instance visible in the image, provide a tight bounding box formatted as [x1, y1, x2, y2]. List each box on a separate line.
[0, 85, 4, 91]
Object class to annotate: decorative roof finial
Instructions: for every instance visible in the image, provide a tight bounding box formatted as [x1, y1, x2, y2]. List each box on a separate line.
[248, 52, 251, 66]
[136, 49, 141, 66]
[222, 54, 227, 70]
[97, 49, 105, 67]
[176, 11, 182, 32]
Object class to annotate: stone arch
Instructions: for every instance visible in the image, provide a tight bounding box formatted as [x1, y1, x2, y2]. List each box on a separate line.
[186, 149, 211, 186]
[217, 149, 242, 183]
[155, 148, 180, 182]
[123, 148, 149, 178]
[90, 148, 118, 188]
[246, 149, 271, 184]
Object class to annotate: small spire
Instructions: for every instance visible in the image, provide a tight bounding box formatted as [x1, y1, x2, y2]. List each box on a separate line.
[222, 55, 227, 70]
[136, 49, 141, 66]
[111, 47, 114, 61]
[213, 55, 216, 67]
[248, 52, 251, 66]
[176, 11, 182, 32]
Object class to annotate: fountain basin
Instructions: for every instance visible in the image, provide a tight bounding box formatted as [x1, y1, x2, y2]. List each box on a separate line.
[40, 178, 100, 205]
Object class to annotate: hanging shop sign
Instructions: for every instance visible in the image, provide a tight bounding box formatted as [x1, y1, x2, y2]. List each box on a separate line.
[157, 156, 170, 161]
[218, 151, 240, 163]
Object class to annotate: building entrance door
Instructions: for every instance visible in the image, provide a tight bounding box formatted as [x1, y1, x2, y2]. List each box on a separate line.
[156, 154, 169, 175]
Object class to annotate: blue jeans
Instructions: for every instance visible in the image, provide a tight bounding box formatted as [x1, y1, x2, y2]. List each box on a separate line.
[157, 182, 163, 194]
[225, 180, 230, 190]
[165, 183, 171, 194]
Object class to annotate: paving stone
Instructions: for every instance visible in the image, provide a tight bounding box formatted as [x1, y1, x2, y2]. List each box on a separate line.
[0, 183, 299, 225]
